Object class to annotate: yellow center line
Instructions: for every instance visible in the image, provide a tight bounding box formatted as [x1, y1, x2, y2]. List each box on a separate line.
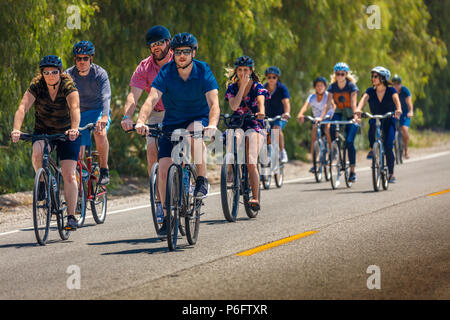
[428, 189, 450, 197]
[236, 230, 318, 256]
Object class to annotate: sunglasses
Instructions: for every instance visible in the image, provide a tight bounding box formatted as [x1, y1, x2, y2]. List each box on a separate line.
[267, 76, 278, 80]
[150, 40, 166, 48]
[76, 56, 90, 62]
[372, 74, 379, 79]
[43, 70, 60, 76]
[335, 72, 346, 77]
[174, 49, 193, 56]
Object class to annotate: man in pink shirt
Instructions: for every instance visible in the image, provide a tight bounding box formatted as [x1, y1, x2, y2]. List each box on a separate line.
[121, 25, 173, 176]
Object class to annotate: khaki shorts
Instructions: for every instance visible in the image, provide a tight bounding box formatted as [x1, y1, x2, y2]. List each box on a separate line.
[146, 111, 164, 145]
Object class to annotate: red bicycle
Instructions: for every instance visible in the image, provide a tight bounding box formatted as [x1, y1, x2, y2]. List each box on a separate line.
[75, 123, 107, 227]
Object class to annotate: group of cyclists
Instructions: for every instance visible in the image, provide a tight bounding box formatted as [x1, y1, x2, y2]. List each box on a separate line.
[10, 24, 414, 239]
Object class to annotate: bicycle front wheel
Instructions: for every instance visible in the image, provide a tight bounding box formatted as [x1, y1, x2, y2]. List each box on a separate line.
[343, 145, 352, 188]
[220, 162, 240, 222]
[75, 166, 87, 228]
[149, 162, 163, 235]
[90, 164, 107, 224]
[185, 165, 200, 245]
[372, 142, 382, 192]
[56, 173, 71, 241]
[166, 164, 181, 251]
[313, 140, 322, 183]
[32, 168, 51, 246]
[329, 141, 340, 189]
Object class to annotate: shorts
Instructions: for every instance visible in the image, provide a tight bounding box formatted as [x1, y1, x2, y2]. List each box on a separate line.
[158, 117, 209, 160]
[146, 111, 165, 145]
[79, 108, 111, 147]
[399, 115, 411, 127]
[32, 130, 81, 161]
[269, 118, 288, 130]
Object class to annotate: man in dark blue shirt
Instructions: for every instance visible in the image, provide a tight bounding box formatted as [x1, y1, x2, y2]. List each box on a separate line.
[392, 75, 414, 159]
[136, 33, 219, 236]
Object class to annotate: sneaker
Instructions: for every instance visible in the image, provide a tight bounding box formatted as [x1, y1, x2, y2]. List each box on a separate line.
[349, 172, 357, 182]
[156, 201, 164, 224]
[98, 168, 110, 186]
[37, 181, 46, 201]
[309, 166, 315, 173]
[158, 216, 168, 237]
[194, 176, 210, 199]
[280, 149, 288, 163]
[65, 215, 78, 230]
[388, 175, 397, 183]
[367, 150, 373, 160]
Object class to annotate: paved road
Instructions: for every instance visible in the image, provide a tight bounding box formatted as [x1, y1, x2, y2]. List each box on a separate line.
[0, 151, 449, 299]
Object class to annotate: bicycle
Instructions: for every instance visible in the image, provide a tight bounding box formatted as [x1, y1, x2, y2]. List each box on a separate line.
[362, 112, 394, 191]
[19, 130, 89, 245]
[306, 115, 331, 183]
[76, 123, 107, 227]
[394, 119, 404, 165]
[220, 113, 261, 222]
[260, 115, 287, 189]
[321, 119, 356, 189]
[164, 128, 206, 251]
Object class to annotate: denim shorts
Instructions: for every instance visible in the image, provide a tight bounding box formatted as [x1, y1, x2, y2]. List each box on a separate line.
[399, 115, 411, 127]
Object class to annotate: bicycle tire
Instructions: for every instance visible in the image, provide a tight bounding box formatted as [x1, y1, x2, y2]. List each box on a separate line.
[56, 172, 71, 241]
[32, 168, 51, 246]
[75, 166, 87, 228]
[166, 164, 180, 251]
[149, 162, 163, 234]
[220, 162, 240, 222]
[274, 163, 283, 188]
[185, 165, 200, 245]
[90, 163, 107, 224]
[244, 165, 260, 219]
[329, 141, 340, 189]
[382, 151, 389, 190]
[372, 142, 381, 192]
[313, 140, 322, 183]
[343, 144, 352, 188]
[394, 133, 400, 165]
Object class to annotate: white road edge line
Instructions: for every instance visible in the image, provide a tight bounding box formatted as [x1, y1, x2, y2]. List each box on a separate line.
[1, 150, 449, 238]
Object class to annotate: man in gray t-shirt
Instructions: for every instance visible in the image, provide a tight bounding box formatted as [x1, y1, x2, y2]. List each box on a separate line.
[66, 41, 112, 185]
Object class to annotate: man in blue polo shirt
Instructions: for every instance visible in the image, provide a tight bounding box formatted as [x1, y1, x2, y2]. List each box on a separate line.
[136, 33, 220, 236]
[392, 74, 414, 159]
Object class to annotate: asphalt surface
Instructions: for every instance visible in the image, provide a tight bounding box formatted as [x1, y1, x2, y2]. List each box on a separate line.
[0, 150, 449, 300]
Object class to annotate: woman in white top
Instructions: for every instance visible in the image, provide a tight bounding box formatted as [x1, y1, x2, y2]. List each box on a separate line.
[297, 77, 334, 172]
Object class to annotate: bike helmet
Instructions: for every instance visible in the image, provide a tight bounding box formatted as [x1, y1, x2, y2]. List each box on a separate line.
[170, 32, 198, 50]
[392, 74, 402, 83]
[39, 55, 63, 71]
[265, 66, 281, 77]
[371, 66, 391, 81]
[73, 41, 95, 56]
[146, 25, 171, 46]
[234, 55, 254, 68]
[334, 62, 350, 72]
[313, 76, 328, 87]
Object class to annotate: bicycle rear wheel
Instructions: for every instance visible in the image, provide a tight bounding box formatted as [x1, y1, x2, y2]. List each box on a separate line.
[90, 163, 107, 224]
[372, 142, 382, 192]
[166, 164, 181, 251]
[32, 168, 51, 246]
[75, 165, 87, 228]
[329, 141, 340, 189]
[313, 140, 322, 183]
[185, 166, 200, 245]
[398, 135, 404, 164]
[220, 162, 240, 222]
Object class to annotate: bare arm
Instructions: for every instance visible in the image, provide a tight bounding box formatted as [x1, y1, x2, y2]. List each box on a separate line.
[11, 91, 35, 143]
[351, 91, 358, 113]
[121, 86, 144, 131]
[405, 96, 414, 117]
[281, 98, 291, 119]
[392, 93, 402, 119]
[66, 91, 81, 141]
[205, 89, 220, 128]
[297, 100, 310, 124]
[319, 92, 333, 120]
[135, 87, 163, 135]
[256, 95, 265, 119]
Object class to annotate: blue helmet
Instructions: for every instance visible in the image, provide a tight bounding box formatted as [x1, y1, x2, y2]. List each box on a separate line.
[170, 32, 198, 50]
[146, 25, 171, 45]
[371, 66, 391, 81]
[234, 56, 254, 68]
[265, 66, 281, 77]
[39, 55, 63, 71]
[334, 62, 350, 72]
[392, 74, 402, 83]
[73, 41, 95, 56]
[313, 76, 328, 87]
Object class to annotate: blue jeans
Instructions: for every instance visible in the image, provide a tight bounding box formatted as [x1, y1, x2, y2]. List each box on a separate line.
[368, 118, 396, 174]
[330, 113, 359, 166]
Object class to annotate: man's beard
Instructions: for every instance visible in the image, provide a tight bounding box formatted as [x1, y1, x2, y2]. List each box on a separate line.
[153, 46, 169, 61]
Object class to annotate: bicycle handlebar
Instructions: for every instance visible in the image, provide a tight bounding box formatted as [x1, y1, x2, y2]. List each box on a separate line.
[361, 112, 394, 119]
[19, 133, 68, 143]
[220, 113, 259, 129]
[305, 115, 331, 124]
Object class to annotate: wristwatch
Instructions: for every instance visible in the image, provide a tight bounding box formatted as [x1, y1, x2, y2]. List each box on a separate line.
[122, 115, 130, 120]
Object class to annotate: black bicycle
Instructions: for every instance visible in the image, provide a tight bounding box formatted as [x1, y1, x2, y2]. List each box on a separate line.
[260, 115, 287, 189]
[362, 112, 393, 191]
[306, 115, 331, 183]
[321, 119, 356, 190]
[220, 113, 261, 222]
[164, 129, 205, 251]
[19, 129, 89, 245]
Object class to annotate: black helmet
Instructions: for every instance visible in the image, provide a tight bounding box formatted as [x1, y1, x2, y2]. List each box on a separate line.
[39, 55, 63, 72]
[234, 55, 254, 68]
[392, 74, 402, 83]
[313, 76, 328, 87]
[73, 40, 95, 56]
[146, 25, 171, 46]
[170, 32, 198, 50]
[265, 66, 281, 76]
